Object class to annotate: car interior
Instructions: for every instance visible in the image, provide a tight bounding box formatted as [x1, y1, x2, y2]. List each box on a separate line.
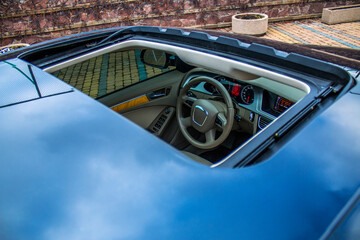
[45, 40, 310, 167]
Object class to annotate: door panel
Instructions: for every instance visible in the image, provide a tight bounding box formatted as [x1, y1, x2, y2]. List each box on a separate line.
[99, 70, 183, 110]
[99, 70, 183, 135]
[122, 106, 166, 129]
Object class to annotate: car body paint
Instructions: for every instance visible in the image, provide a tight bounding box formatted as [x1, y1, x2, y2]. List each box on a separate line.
[0, 27, 359, 240]
[0, 78, 359, 239]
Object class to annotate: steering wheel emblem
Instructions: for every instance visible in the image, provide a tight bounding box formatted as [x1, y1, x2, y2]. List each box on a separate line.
[193, 105, 208, 126]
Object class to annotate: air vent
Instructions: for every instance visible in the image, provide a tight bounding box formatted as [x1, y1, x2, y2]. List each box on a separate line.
[258, 116, 272, 130]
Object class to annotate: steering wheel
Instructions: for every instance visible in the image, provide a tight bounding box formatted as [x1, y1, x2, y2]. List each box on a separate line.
[176, 76, 234, 149]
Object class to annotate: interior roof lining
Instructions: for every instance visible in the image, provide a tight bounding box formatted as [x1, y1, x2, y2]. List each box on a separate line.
[44, 39, 311, 95]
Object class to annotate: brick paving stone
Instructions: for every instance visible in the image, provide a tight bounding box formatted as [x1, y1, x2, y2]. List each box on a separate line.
[284, 25, 338, 46]
[210, 19, 360, 49]
[295, 21, 360, 49]
[264, 27, 302, 43]
[322, 22, 360, 39]
[271, 22, 310, 43]
[308, 24, 360, 48]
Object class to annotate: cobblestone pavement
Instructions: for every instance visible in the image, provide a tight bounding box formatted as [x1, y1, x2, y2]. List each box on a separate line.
[217, 19, 360, 49]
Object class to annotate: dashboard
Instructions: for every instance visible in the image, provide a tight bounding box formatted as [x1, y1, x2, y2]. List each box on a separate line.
[186, 74, 295, 131]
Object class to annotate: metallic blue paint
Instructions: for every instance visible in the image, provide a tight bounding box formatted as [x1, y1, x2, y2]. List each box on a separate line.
[0, 61, 360, 239]
[0, 59, 71, 107]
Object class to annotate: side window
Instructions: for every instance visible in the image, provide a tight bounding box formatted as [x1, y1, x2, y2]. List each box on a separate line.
[52, 49, 174, 98]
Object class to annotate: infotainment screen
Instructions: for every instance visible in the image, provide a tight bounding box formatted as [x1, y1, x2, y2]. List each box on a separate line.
[274, 96, 294, 113]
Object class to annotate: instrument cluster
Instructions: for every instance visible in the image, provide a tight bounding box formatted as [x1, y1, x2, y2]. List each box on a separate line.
[202, 75, 294, 117]
[203, 76, 255, 105]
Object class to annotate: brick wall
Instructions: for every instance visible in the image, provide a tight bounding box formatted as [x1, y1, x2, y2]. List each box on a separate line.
[0, 0, 357, 45]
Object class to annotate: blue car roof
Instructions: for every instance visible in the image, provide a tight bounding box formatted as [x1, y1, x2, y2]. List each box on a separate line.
[0, 57, 360, 239]
[0, 59, 72, 108]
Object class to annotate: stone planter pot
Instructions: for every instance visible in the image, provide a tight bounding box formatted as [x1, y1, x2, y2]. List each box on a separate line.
[322, 4, 360, 25]
[232, 13, 268, 36]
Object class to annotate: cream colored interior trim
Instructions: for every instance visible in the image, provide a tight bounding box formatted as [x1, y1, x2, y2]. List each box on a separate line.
[122, 106, 166, 129]
[248, 77, 306, 102]
[45, 39, 310, 95]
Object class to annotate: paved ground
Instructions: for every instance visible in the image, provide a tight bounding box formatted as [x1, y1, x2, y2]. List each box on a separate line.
[217, 18, 360, 49]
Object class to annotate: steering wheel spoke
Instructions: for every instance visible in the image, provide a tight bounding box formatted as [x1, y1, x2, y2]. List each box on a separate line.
[181, 116, 192, 128]
[205, 129, 216, 144]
